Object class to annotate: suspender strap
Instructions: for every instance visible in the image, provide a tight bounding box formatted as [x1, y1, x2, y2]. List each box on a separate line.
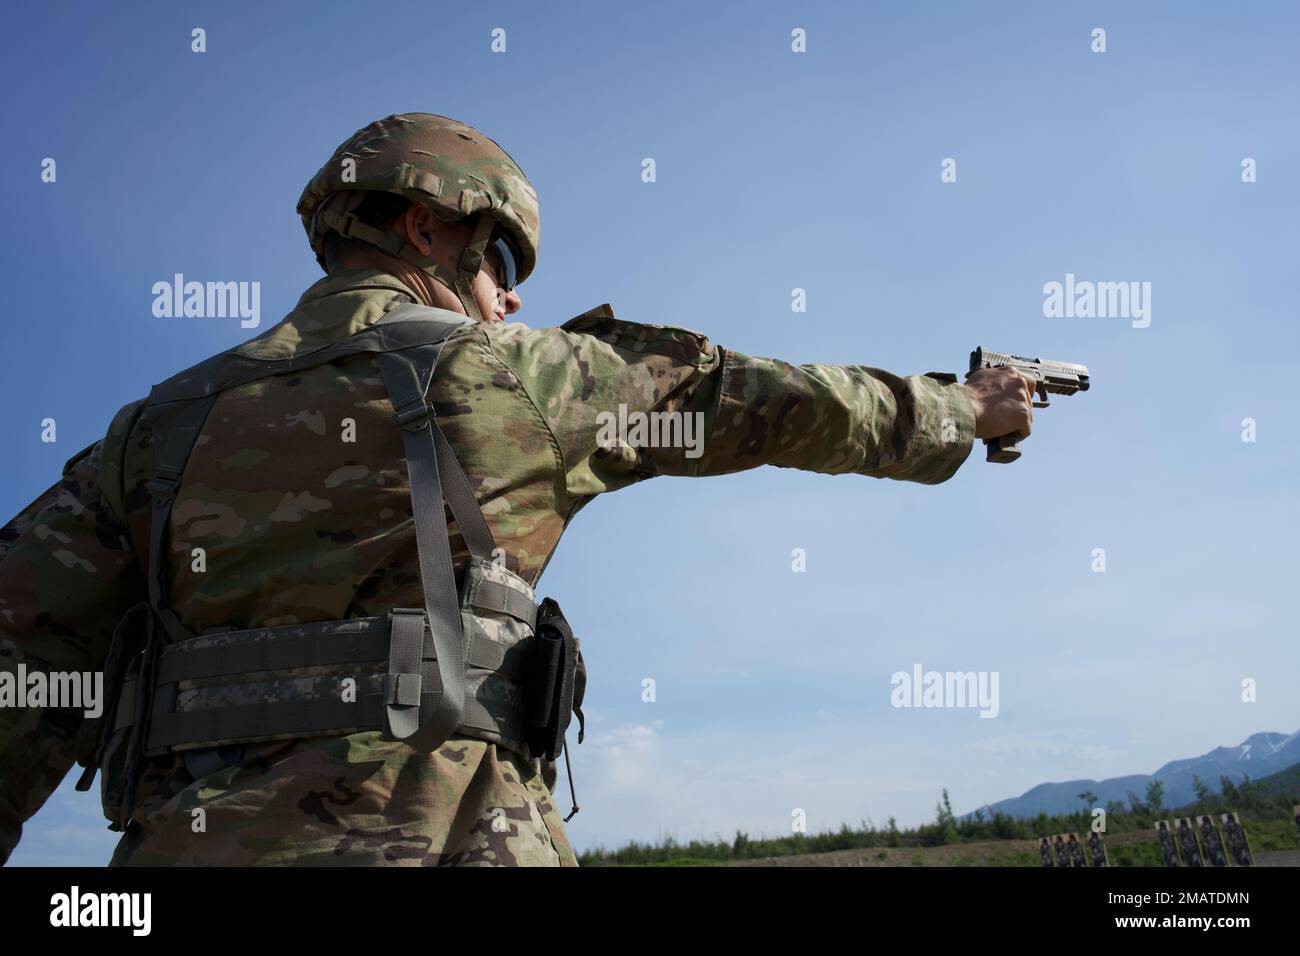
[377, 307, 496, 560]
[145, 395, 218, 645]
[430, 422, 496, 558]
[377, 346, 470, 752]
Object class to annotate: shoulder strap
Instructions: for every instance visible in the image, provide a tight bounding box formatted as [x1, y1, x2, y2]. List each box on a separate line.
[150, 303, 473, 403]
[376, 345, 466, 749]
[374, 318, 504, 751]
[144, 395, 219, 644]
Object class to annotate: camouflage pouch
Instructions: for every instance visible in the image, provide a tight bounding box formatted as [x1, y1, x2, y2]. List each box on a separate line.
[457, 556, 541, 759]
[458, 557, 586, 799]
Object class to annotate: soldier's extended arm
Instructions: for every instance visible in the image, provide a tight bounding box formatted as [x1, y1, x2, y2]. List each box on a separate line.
[0, 440, 144, 864]
[493, 306, 976, 500]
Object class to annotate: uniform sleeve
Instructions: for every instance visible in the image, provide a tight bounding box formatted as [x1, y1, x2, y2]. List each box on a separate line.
[492, 305, 976, 500]
[0, 433, 144, 864]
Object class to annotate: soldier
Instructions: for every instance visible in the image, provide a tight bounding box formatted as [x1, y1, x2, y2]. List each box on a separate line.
[0, 113, 1035, 866]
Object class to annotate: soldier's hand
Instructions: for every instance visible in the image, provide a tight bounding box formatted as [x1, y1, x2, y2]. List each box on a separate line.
[963, 367, 1035, 440]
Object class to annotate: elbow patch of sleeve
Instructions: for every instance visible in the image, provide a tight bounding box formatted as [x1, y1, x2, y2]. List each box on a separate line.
[561, 305, 713, 369]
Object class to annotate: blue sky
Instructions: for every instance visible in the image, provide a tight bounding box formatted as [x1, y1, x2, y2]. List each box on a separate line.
[2, 1, 1297, 864]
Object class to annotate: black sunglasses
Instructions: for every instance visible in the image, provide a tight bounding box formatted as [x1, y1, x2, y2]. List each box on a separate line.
[486, 231, 520, 292]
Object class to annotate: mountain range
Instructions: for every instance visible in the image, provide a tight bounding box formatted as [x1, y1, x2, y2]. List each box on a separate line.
[962, 730, 1300, 820]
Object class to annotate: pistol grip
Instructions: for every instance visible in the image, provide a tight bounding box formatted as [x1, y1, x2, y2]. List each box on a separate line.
[984, 433, 1023, 463]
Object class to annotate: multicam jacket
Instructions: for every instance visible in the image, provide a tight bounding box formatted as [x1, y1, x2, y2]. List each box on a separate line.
[0, 267, 975, 865]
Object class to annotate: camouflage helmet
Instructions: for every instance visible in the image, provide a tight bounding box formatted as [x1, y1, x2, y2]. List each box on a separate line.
[296, 112, 539, 287]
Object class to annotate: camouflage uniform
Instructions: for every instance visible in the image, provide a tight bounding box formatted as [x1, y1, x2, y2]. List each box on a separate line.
[0, 120, 976, 867]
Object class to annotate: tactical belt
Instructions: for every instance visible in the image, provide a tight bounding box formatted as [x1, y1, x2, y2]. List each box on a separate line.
[117, 603, 531, 757]
[75, 302, 585, 830]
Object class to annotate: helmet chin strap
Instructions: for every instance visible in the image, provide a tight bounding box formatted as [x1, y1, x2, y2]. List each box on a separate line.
[317, 194, 497, 322]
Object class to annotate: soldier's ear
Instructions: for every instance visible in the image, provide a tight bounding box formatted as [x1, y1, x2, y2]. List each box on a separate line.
[397, 203, 430, 250]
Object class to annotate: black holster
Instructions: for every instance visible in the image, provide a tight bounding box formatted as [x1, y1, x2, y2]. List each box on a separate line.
[74, 601, 162, 831]
[523, 598, 586, 762]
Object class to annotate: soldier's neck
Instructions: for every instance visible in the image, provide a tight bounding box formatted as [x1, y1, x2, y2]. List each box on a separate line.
[334, 250, 455, 312]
